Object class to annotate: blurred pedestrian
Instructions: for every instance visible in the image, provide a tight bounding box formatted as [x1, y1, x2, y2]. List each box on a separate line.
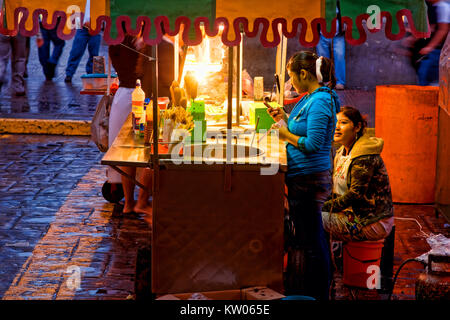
[24, 36, 30, 78]
[64, 1, 101, 83]
[0, 33, 27, 96]
[316, 0, 346, 90]
[406, 0, 449, 85]
[37, 16, 66, 81]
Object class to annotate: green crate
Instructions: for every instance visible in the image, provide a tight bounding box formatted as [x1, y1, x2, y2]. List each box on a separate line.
[188, 100, 206, 121]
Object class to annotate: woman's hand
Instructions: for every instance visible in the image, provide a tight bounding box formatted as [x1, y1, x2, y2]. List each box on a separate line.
[277, 126, 290, 141]
[419, 46, 433, 56]
[266, 106, 285, 122]
[272, 123, 300, 147]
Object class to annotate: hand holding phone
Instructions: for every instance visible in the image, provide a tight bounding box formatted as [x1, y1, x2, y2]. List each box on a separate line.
[265, 102, 284, 122]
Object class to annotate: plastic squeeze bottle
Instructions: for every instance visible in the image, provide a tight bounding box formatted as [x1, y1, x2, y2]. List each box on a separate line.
[132, 79, 145, 135]
[139, 105, 146, 138]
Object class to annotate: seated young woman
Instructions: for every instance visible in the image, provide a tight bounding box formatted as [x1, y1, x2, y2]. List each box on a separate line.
[322, 106, 394, 242]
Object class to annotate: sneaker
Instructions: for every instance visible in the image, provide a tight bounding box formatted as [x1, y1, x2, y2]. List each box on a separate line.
[335, 84, 345, 90]
[64, 76, 72, 83]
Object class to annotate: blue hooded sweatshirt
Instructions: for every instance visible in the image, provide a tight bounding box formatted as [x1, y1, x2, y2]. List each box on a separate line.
[286, 86, 341, 177]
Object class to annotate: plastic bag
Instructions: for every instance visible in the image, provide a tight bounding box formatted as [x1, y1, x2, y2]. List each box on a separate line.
[91, 94, 113, 152]
[416, 234, 450, 263]
[242, 69, 253, 97]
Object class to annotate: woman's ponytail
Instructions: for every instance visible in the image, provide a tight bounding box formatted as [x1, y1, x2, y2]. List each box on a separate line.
[319, 56, 336, 90]
[287, 51, 337, 90]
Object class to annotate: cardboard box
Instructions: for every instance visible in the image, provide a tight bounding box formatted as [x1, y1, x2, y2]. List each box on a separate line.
[156, 286, 285, 300]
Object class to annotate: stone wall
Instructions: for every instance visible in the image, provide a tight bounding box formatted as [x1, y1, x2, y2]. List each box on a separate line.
[243, 23, 419, 91]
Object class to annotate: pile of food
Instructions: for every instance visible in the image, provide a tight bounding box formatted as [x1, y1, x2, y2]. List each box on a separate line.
[163, 106, 194, 132]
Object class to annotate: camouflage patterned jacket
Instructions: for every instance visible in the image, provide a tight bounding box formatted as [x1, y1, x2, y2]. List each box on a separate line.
[322, 133, 394, 227]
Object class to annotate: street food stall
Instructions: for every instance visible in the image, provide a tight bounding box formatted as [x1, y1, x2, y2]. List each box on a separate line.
[2, 0, 432, 297]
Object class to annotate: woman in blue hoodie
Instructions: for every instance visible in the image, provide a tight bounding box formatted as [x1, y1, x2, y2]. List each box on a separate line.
[268, 51, 340, 300]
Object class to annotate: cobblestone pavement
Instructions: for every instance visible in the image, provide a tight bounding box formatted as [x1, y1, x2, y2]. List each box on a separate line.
[0, 134, 151, 300]
[0, 134, 448, 300]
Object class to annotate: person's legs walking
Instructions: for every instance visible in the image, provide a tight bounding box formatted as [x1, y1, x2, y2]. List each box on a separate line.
[332, 35, 346, 87]
[43, 28, 65, 80]
[0, 35, 11, 91]
[417, 49, 440, 86]
[24, 36, 30, 78]
[38, 26, 52, 79]
[65, 28, 89, 81]
[10, 34, 27, 95]
[86, 34, 101, 74]
[48, 28, 65, 65]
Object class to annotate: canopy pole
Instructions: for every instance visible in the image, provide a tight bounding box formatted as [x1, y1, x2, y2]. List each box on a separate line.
[107, 53, 111, 96]
[276, 25, 287, 107]
[174, 34, 179, 84]
[226, 46, 234, 167]
[227, 46, 233, 131]
[151, 45, 159, 192]
[235, 33, 243, 127]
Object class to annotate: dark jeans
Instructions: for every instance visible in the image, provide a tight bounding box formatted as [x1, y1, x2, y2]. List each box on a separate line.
[65, 28, 101, 77]
[417, 48, 440, 86]
[38, 23, 65, 76]
[285, 170, 332, 300]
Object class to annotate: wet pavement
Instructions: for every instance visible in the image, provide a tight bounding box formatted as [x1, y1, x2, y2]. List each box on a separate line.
[0, 36, 448, 301]
[0, 134, 151, 300]
[0, 133, 448, 300]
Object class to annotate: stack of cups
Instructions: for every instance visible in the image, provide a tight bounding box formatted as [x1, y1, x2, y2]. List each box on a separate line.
[254, 76, 264, 101]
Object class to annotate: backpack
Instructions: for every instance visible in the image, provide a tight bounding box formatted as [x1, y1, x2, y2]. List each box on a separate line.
[91, 94, 114, 152]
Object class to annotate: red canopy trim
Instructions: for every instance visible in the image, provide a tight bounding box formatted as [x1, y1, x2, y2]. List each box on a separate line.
[1, 7, 429, 47]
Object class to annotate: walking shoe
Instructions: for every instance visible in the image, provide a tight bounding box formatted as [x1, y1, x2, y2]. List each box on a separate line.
[335, 84, 345, 90]
[15, 91, 26, 96]
[64, 76, 72, 83]
[46, 62, 56, 79]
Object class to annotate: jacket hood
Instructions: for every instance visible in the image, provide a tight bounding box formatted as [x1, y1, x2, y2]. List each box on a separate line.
[337, 133, 384, 159]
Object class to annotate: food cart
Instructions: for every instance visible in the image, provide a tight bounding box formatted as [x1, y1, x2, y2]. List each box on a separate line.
[2, 0, 431, 298]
